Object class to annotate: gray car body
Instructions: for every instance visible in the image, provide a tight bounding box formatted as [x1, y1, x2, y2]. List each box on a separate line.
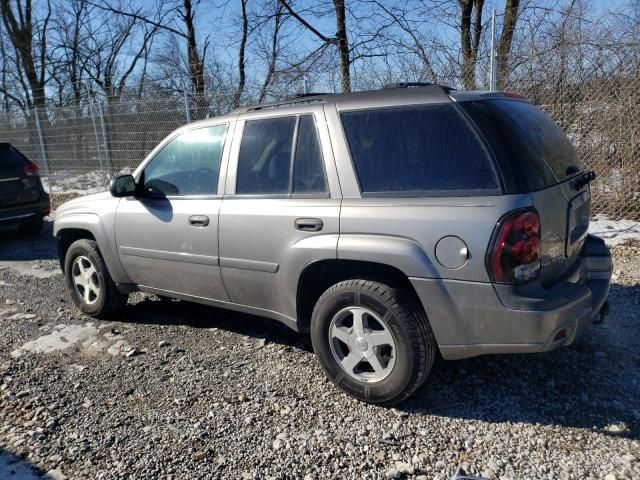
[54, 86, 612, 360]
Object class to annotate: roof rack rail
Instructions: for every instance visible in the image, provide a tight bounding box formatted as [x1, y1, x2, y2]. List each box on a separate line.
[246, 97, 325, 112]
[291, 92, 330, 99]
[383, 82, 433, 89]
[383, 82, 456, 93]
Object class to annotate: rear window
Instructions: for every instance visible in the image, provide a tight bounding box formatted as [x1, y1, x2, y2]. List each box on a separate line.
[340, 105, 499, 195]
[461, 99, 582, 191]
[0, 145, 28, 174]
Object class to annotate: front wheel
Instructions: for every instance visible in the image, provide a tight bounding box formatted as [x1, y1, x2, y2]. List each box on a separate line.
[64, 239, 128, 318]
[311, 279, 436, 406]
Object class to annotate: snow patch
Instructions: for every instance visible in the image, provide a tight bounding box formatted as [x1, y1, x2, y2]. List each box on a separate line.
[11, 323, 99, 358]
[589, 215, 640, 245]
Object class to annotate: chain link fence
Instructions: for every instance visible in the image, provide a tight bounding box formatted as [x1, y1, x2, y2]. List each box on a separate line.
[0, 78, 638, 222]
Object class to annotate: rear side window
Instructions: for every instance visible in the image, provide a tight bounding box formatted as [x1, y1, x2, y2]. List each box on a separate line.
[236, 115, 327, 195]
[340, 105, 499, 195]
[293, 115, 327, 194]
[0, 145, 28, 175]
[237, 117, 296, 194]
[461, 100, 582, 191]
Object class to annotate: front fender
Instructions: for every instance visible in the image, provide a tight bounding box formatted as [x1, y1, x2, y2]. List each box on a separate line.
[54, 213, 131, 284]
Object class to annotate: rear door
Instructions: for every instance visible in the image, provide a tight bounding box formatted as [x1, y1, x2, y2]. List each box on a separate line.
[461, 99, 589, 285]
[115, 123, 231, 300]
[0, 145, 41, 207]
[219, 105, 341, 319]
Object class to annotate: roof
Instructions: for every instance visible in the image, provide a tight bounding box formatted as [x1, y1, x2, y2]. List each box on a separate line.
[232, 83, 457, 114]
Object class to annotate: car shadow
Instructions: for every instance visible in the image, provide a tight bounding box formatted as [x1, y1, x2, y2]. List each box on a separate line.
[0, 220, 57, 261]
[0, 448, 47, 479]
[117, 282, 639, 440]
[120, 295, 310, 351]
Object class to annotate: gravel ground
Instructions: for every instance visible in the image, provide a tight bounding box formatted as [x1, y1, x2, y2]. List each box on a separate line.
[0, 222, 639, 480]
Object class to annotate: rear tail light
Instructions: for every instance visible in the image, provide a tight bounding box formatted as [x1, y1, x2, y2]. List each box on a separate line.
[23, 162, 39, 175]
[487, 209, 541, 283]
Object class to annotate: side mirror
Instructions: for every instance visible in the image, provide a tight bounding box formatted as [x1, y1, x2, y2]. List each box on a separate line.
[110, 174, 137, 197]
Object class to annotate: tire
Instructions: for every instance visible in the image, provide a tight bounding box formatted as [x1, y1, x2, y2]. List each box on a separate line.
[64, 239, 128, 318]
[311, 279, 436, 406]
[17, 216, 43, 236]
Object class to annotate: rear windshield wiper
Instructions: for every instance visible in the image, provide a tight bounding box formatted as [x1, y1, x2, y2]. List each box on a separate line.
[573, 170, 596, 190]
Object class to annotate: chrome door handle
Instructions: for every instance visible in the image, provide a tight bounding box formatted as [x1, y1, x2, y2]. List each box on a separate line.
[294, 218, 323, 232]
[189, 215, 209, 227]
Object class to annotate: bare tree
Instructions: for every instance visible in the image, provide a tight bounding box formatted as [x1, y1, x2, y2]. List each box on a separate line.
[0, 0, 51, 108]
[232, 0, 248, 108]
[95, 0, 209, 97]
[279, 0, 351, 92]
[459, 0, 484, 90]
[495, 0, 520, 89]
[82, 10, 158, 102]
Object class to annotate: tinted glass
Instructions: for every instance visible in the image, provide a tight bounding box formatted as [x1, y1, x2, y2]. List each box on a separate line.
[293, 115, 326, 194]
[143, 125, 227, 196]
[236, 117, 296, 194]
[341, 105, 498, 194]
[0, 145, 28, 176]
[461, 100, 581, 191]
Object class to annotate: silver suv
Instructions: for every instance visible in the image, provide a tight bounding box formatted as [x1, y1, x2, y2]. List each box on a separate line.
[54, 84, 612, 405]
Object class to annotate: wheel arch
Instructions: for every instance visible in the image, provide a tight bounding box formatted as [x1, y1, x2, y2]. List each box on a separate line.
[296, 259, 424, 333]
[54, 213, 130, 283]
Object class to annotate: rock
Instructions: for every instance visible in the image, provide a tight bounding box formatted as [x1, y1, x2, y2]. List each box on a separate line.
[482, 468, 497, 480]
[395, 462, 415, 475]
[603, 474, 616, 480]
[158, 340, 170, 347]
[620, 453, 637, 464]
[126, 347, 142, 358]
[49, 454, 63, 463]
[604, 423, 628, 433]
[44, 469, 67, 480]
[390, 408, 408, 418]
[191, 451, 206, 462]
[435, 460, 446, 469]
[384, 468, 400, 479]
[255, 338, 267, 349]
[374, 451, 386, 462]
[273, 439, 284, 450]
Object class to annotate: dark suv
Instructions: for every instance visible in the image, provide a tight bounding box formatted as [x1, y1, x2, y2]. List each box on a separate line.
[0, 142, 50, 235]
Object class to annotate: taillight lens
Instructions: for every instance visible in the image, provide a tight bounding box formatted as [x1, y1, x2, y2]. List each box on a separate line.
[23, 162, 39, 175]
[488, 209, 541, 283]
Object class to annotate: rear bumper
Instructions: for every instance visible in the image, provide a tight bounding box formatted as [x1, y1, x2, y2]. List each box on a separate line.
[411, 235, 612, 360]
[0, 194, 50, 227]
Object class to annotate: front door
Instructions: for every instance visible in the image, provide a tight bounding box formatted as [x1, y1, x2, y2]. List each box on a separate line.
[115, 123, 230, 301]
[219, 107, 341, 320]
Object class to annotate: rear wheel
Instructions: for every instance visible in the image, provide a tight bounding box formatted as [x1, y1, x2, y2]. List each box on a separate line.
[17, 216, 43, 235]
[311, 279, 436, 406]
[64, 239, 128, 318]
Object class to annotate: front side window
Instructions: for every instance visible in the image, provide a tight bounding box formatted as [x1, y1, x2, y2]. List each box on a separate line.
[143, 124, 227, 196]
[236, 115, 327, 195]
[340, 105, 499, 195]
